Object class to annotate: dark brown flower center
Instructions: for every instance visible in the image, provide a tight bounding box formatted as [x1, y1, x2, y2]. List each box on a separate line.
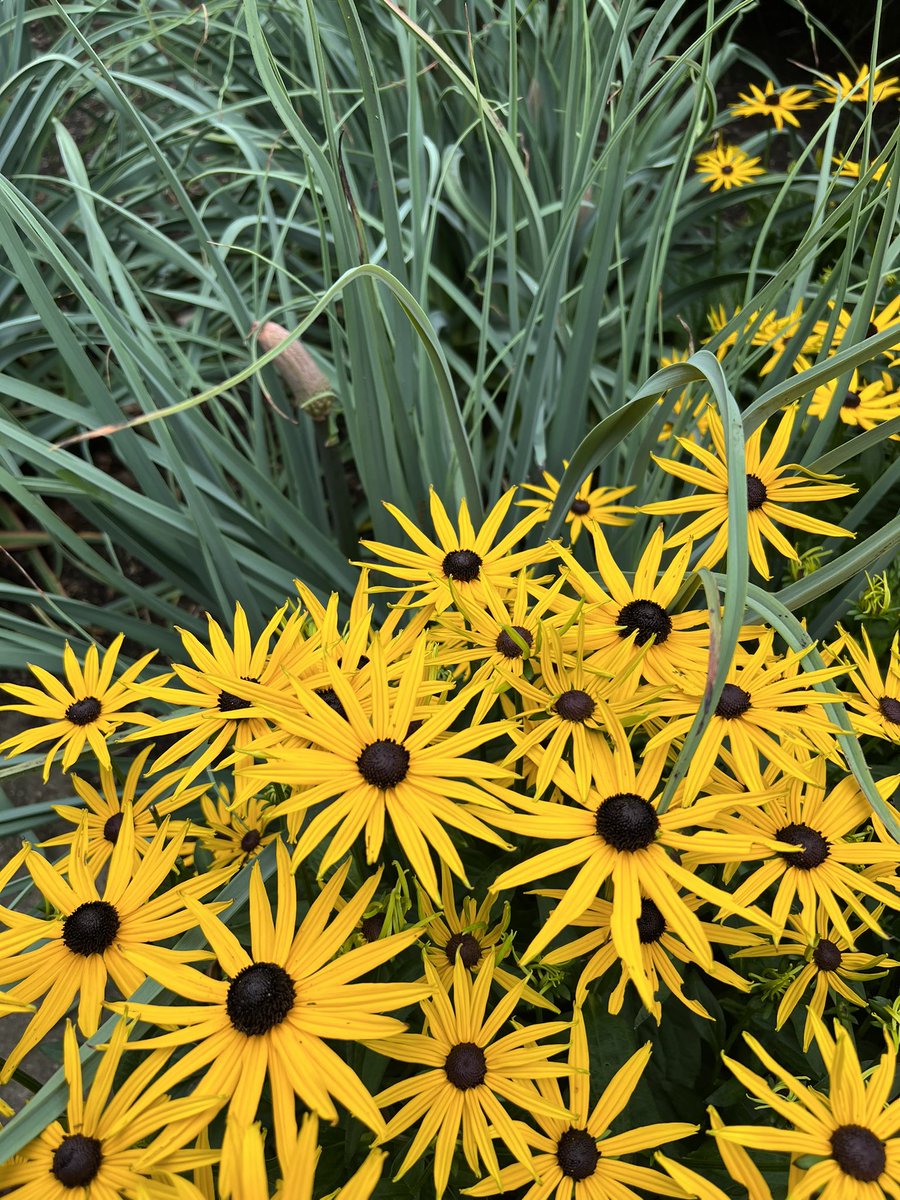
[813, 938, 842, 972]
[315, 687, 348, 720]
[445, 932, 482, 969]
[867, 321, 880, 340]
[617, 599, 672, 646]
[442, 549, 482, 582]
[746, 474, 768, 510]
[62, 901, 120, 956]
[570, 498, 591, 516]
[65, 697, 102, 726]
[444, 1042, 487, 1089]
[765, 92, 781, 106]
[226, 962, 295, 1035]
[878, 696, 900, 724]
[556, 1128, 599, 1180]
[842, 391, 862, 409]
[360, 913, 385, 942]
[595, 792, 659, 851]
[553, 688, 595, 723]
[103, 812, 124, 844]
[217, 676, 258, 714]
[716, 683, 751, 719]
[357, 738, 410, 788]
[637, 898, 666, 943]
[721, 164, 734, 175]
[52, 1134, 103, 1187]
[495, 625, 533, 659]
[776, 822, 830, 870]
[831, 1125, 886, 1181]
[240, 828, 262, 853]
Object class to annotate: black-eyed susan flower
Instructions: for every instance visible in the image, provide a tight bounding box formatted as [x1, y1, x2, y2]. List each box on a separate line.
[559, 524, 710, 689]
[832, 625, 900, 744]
[655, 350, 711, 442]
[643, 631, 845, 801]
[808, 369, 900, 432]
[125, 602, 304, 804]
[730, 80, 818, 129]
[194, 785, 280, 870]
[642, 405, 856, 579]
[735, 909, 897, 1050]
[464, 1009, 696, 1200]
[695, 145, 765, 191]
[818, 64, 900, 104]
[116, 843, 428, 1164]
[480, 715, 775, 1010]
[516, 463, 635, 542]
[39, 746, 199, 877]
[804, 296, 900, 362]
[833, 156, 890, 184]
[693, 763, 900, 944]
[537, 888, 759, 1020]
[367, 954, 572, 1199]
[0, 636, 156, 780]
[237, 637, 518, 900]
[217, 1112, 385, 1200]
[360, 486, 551, 612]
[0, 814, 224, 1083]
[717, 1014, 900, 1199]
[0, 1018, 220, 1199]
[417, 862, 556, 1011]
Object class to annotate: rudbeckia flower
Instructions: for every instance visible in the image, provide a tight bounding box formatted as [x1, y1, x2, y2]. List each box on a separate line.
[360, 486, 551, 612]
[367, 954, 572, 1199]
[194, 785, 280, 870]
[818, 64, 900, 104]
[730, 80, 818, 129]
[832, 625, 900, 743]
[0, 635, 155, 780]
[0, 1019, 220, 1199]
[655, 350, 711, 441]
[695, 144, 765, 191]
[642, 405, 856, 579]
[717, 1014, 900, 1199]
[0, 814, 225, 1083]
[464, 1009, 696, 1200]
[808, 369, 900, 432]
[115, 844, 428, 1165]
[516, 462, 635, 542]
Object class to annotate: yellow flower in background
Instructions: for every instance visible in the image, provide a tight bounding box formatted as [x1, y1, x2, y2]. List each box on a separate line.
[833, 156, 890, 184]
[368, 955, 572, 1199]
[0, 635, 155, 780]
[642, 404, 856, 579]
[735, 908, 898, 1050]
[516, 462, 635, 542]
[361, 486, 551, 612]
[808, 369, 900, 432]
[818, 64, 900, 104]
[656, 349, 711, 440]
[833, 625, 900, 743]
[695, 144, 765, 191]
[0, 1020, 219, 1199]
[730, 80, 818, 129]
[194, 786, 280, 871]
[115, 845, 428, 1165]
[717, 1016, 900, 1199]
[464, 1009, 696, 1200]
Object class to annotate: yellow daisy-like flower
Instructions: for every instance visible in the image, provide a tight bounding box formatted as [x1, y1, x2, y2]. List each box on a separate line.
[833, 156, 890, 184]
[0, 814, 223, 1083]
[0, 635, 156, 780]
[368, 954, 572, 1199]
[516, 462, 635, 543]
[818, 64, 900, 104]
[39, 746, 200, 877]
[538, 888, 758, 1020]
[416, 862, 557, 1011]
[480, 715, 774, 1010]
[808, 369, 900, 432]
[717, 1014, 900, 1199]
[695, 144, 765, 192]
[643, 631, 845, 801]
[0, 1019, 219, 1199]
[237, 637, 518, 900]
[194, 785, 280, 871]
[730, 80, 818, 129]
[735, 908, 897, 1050]
[832, 625, 900, 743]
[656, 349, 710, 441]
[217, 1113, 384, 1200]
[642, 404, 857, 579]
[804, 296, 900, 362]
[464, 1009, 696, 1200]
[116, 844, 428, 1164]
[360, 486, 550, 612]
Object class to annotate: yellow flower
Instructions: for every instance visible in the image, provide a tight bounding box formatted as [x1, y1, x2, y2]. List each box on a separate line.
[0, 635, 155, 780]
[642, 404, 857, 579]
[808, 369, 900, 432]
[833, 155, 890, 184]
[730, 80, 818, 129]
[368, 954, 572, 1199]
[516, 462, 635, 542]
[818, 64, 900, 104]
[833, 625, 900, 743]
[194, 785, 280, 870]
[464, 1009, 696, 1200]
[695, 144, 765, 191]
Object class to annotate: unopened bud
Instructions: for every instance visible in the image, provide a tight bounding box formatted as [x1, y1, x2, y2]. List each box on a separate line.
[250, 321, 335, 421]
